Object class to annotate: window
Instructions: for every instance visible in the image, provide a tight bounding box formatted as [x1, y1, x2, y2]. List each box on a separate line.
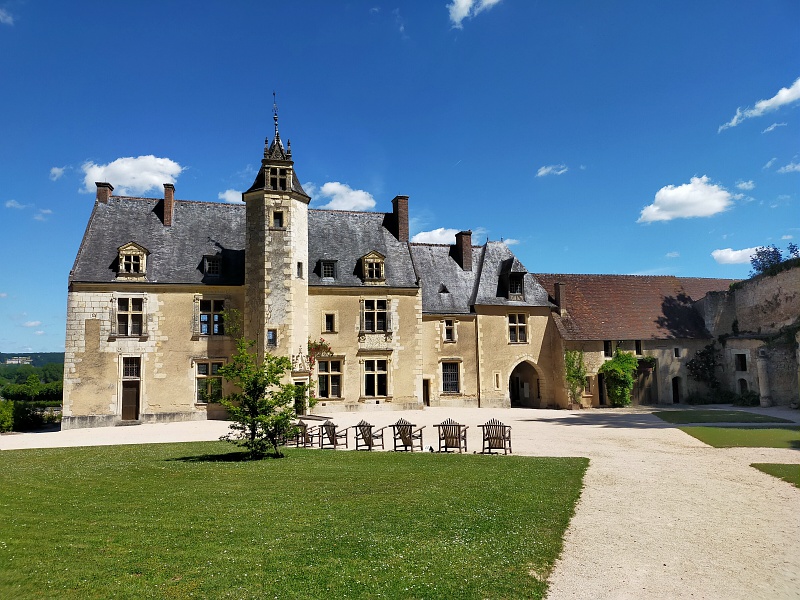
[508, 274, 524, 300]
[117, 242, 148, 277]
[317, 360, 342, 398]
[735, 353, 747, 372]
[673, 347, 681, 358]
[635, 340, 642, 355]
[204, 256, 221, 277]
[269, 167, 288, 191]
[297, 261, 303, 278]
[273, 211, 284, 228]
[122, 357, 141, 378]
[321, 261, 336, 280]
[443, 319, 455, 342]
[362, 252, 386, 284]
[324, 314, 336, 333]
[508, 313, 527, 343]
[267, 329, 278, 347]
[362, 299, 390, 333]
[364, 359, 388, 397]
[442, 362, 460, 393]
[200, 300, 225, 335]
[117, 297, 144, 337]
[603, 341, 613, 357]
[196, 361, 223, 403]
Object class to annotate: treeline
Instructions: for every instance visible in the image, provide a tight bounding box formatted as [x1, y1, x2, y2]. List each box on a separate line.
[0, 363, 63, 402]
[0, 352, 65, 367]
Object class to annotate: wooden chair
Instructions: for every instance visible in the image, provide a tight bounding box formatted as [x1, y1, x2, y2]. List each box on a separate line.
[478, 419, 512, 455]
[292, 420, 319, 448]
[319, 420, 348, 449]
[391, 418, 425, 452]
[434, 418, 468, 453]
[353, 420, 386, 451]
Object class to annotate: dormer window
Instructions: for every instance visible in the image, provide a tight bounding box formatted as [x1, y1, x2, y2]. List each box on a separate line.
[204, 255, 221, 277]
[117, 242, 148, 278]
[508, 274, 524, 300]
[321, 260, 337, 282]
[361, 251, 386, 285]
[269, 167, 288, 191]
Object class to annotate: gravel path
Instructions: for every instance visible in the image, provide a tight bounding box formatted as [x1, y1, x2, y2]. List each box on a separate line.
[2, 405, 799, 598]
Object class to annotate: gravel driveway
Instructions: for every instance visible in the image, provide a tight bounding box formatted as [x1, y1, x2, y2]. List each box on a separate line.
[2, 405, 798, 599]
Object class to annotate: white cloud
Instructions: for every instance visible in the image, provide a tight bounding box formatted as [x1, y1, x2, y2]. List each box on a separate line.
[5, 199, 26, 209]
[536, 164, 568, 177]
[666, 251, 680, 258]
[763, 157, 777, 170]
[0, 8, 13, 25]
[503, 238, 520, 246]
[411, 228, 460, 244]
[638, 176, 732, 223]
[34, 331, 45, 336]
[782, 235, 794, 240]
[218, 189, 243, 204]
[762, 122, 787, 134]
[34, 209, 53, 221]
[0, 292, 7, 298]
[81, 156, 183, 196]
[736, 180, 755, 191]
[448, 0, 502, 28]
[49, 166, 66, 181]
[23, 321, 42, 327]
[310, 182, 376, 211]
[719, 76, 800, 132]
[711, 247, 759, 264]
[777, 162, 800, 173]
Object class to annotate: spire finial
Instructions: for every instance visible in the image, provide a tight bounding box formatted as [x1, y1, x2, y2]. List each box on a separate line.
[273, 91, 280, 140]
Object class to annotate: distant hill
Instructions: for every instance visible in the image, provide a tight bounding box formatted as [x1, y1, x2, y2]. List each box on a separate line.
[0, 353, 65, 367]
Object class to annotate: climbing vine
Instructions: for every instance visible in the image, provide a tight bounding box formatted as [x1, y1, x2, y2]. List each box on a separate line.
[597, 349, 638, 407]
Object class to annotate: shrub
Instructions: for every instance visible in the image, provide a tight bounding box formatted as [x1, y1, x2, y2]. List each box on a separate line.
[0, 400, 12, 432]
[733, 390, 760, 407]
[564, 350, 587, 407]
[598, 350, 638, 407]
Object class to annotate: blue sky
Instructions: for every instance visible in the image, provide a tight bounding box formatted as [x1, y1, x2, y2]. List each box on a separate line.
[1, 1, 798, 352]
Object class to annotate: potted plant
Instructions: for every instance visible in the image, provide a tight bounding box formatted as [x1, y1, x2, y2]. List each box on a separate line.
[638, 356, 657, 372]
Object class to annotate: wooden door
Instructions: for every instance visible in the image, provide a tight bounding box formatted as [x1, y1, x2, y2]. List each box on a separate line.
[122, 381, 140, 420]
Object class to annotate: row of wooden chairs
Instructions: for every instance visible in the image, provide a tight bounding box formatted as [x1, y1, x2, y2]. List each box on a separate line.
[291, 417, 512, 455]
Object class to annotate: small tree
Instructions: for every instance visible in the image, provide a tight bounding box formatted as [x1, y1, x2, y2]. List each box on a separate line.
[598, 349, 638, 407]
[750, 243, 800, 277]
[217, 338, 309, 459]
[564, 350, 587, 407]
[686, 342, 721, 391]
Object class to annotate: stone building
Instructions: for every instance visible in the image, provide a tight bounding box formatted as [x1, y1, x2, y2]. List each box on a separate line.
[63, 116, 757, 429]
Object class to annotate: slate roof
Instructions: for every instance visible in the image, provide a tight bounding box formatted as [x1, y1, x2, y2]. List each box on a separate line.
[409, 241, 551, 314]
[307, 210, 417, 288]
[534, 273, 736, 341]
[70, 197, 245, 286]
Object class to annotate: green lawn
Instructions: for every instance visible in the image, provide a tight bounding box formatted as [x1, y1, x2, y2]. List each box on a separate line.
[679, 426, 800, 448]
[653, 409, 793, 424]
[0, 442, 587, 600]
[752, 463, 800, 488]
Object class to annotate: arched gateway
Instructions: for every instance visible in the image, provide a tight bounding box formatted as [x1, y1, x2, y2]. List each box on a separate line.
[509, 360, 547, 408]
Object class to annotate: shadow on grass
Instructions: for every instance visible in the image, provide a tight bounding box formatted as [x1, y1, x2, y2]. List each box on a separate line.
[166, 450, 285, 463]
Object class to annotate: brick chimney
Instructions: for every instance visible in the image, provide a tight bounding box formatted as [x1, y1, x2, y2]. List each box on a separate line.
[95, 182, 114, 203]
[392, 195, 409, 242]
[555, 282, 567, 316]
[163, 183, 175, 227]
[454, 230, 472, 271]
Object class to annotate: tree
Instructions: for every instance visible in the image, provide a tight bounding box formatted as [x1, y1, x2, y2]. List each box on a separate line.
[750, 243, 800, 277]
[686, 342, 721, 391]
[564, 350, 587, 407]
[217, 337, 311, 459]
[597, 349, 638, 407]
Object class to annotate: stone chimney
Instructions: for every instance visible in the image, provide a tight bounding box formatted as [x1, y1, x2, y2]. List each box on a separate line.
[454, 230, 473, 271]
[95, 182, 114, 203]
[555, 282, 567, 316]
[163, 183, 175, 227]
[392, 195, 409, 242]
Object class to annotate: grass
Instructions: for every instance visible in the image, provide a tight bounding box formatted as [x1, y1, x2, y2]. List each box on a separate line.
[679, 426, 800, 448]
[751, 463, 800, 488]
[0, 442, 587, 600]
[653, 409, 793, 424]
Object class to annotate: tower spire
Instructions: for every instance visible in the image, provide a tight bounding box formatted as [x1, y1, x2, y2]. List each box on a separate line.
[273, 91, 280, 143]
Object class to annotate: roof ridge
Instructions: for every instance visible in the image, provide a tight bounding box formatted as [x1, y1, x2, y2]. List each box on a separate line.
[309, 208, 387, 216]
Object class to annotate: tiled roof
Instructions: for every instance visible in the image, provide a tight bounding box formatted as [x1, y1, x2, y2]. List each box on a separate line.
[307, 209, 417, 288]
[473, 242, 550, 308]
[409, 244, 482, 314]
[70, 197, 245, 285]
[534, 273, 736, 341]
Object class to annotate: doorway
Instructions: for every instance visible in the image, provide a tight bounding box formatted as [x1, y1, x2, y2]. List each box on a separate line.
[509, 361, 541, 408]
[422, 379, 430, 406]
[121, 381, 140, 421]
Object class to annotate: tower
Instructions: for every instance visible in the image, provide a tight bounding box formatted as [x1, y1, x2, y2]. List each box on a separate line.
[242, 100, 310, 361]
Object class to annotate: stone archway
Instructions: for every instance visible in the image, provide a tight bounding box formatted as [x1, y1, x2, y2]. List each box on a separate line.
[509, 361, 544, 408]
